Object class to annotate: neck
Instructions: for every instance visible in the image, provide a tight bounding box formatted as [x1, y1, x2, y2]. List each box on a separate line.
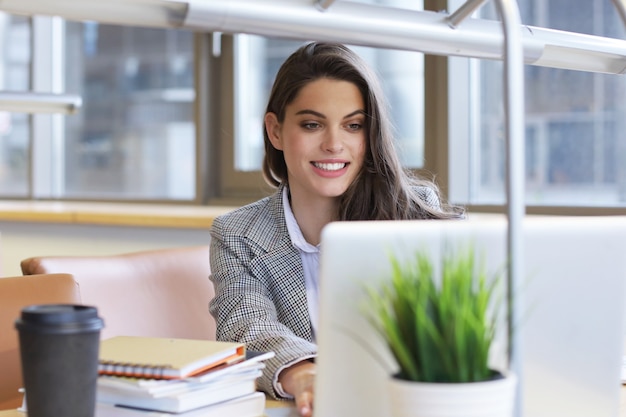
[289, 190, 338, 246]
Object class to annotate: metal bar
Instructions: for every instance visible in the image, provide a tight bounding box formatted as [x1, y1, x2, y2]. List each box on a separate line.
[1, 0, 625, 74]
[0, 91, 82, 114]
[447, 0, 487, 28]
[492, 0, 525, 416]
[183, 0, 626, 75]
[0, 0, 188, 28]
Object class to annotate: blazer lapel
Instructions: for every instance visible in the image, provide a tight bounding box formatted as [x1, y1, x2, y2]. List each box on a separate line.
[246, 188, 314, 342]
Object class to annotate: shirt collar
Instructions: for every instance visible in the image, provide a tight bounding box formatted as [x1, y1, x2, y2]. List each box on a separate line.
[282, 186, 320, 253]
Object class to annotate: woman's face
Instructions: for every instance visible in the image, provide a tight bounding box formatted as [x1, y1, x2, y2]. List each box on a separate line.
[265, 78, 366, 204]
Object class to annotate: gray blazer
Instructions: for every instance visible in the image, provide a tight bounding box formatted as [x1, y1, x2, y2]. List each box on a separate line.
[209, 184, 441, 397]
[209, 186, 314, 398]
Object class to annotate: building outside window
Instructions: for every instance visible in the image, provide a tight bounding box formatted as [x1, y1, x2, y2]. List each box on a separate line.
[449, 0, 626, 207]
[63, 22, 196, 200]
[0, 14, 196, 201]
[1, 0, 625, 209]
[0, 14, 30, 197]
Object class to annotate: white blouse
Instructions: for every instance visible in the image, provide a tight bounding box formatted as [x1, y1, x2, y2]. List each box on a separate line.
[281, 186, 320, 342]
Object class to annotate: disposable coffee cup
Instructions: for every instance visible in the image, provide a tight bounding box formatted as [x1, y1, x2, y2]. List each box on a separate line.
[15, 304, 104, 417]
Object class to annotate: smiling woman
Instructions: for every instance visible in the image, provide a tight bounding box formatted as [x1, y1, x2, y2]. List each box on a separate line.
[208, 41, 464, 417]
[264, 78, 366, 217]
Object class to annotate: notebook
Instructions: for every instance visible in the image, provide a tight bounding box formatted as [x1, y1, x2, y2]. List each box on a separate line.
[95, 391, 266, 417]
[97, 374, 259, 413]
[314, 215, 626, 417]
[99, 336, 245, 379]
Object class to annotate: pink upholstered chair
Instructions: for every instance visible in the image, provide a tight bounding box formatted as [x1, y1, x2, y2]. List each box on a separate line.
[20, 246, 215, 342]
[0, 273, 81, 410]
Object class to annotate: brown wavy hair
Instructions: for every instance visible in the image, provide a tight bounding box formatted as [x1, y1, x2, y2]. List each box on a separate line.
[262, 42, 463, 220]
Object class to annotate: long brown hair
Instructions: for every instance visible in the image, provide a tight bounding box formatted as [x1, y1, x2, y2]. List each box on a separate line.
[262, 42, 463, 220]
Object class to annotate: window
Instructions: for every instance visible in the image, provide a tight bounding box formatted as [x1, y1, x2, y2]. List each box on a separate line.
[1, 4, 426, 203]
[5, 1, 623, 208]
[0, 14, 30, 197]
[449, 0, 626, 207]
[63, 22, 196, 200]
[0, 14, 197, 201]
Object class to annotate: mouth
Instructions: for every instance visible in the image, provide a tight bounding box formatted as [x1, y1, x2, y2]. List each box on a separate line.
[311, 162, 348, 171]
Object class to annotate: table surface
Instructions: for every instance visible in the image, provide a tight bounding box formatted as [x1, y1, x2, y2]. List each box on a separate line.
[1, 388, 624, 416]
[0, 398, 295, 417]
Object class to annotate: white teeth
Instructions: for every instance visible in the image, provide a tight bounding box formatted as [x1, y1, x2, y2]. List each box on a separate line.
[314, 162, 346, 171]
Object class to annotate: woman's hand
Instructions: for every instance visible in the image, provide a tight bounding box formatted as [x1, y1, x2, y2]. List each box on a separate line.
[278, 360, 316, 417]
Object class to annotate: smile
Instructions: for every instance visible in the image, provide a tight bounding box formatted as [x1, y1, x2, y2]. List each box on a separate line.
[312, 162, 347, 171]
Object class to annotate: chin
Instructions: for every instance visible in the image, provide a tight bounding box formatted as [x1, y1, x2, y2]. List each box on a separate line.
[317, 186, 350, 198]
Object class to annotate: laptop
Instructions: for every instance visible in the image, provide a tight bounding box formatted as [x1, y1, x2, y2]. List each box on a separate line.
[314, 215, 626, 417]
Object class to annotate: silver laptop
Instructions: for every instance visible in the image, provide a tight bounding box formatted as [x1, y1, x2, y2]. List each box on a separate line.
[314, 215, 626, 417]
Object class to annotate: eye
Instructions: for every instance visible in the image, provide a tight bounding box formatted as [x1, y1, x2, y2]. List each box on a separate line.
[346, 122, 363, 131]
[302, 121, 321, 130]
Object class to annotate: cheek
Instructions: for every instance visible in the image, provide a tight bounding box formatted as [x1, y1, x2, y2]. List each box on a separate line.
[279, 132, 307, 160]
[355, 136, 367, 163]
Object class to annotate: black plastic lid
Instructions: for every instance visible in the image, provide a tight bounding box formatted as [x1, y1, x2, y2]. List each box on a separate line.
[15, 304, 104, 334]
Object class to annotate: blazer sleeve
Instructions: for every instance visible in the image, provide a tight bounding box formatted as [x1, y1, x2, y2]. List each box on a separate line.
[209, 215, 317, 398]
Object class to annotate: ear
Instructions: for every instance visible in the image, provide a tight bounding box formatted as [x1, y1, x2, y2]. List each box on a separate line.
[264, 112, 283, 151]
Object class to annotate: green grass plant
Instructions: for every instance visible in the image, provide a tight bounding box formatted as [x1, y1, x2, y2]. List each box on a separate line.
[365, 245, 502, 383]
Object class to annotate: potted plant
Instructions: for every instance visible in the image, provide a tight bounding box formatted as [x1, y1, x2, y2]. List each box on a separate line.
[365, 245, 517, 417]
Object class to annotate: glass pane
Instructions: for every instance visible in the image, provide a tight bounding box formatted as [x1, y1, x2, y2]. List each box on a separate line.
[470, 0, 626, 206]
[234, 0, 425, 172]
[0, 13, 31, 197]
[63, 23, 196, 200]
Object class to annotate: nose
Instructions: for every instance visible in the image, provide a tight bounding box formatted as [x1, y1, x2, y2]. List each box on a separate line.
[322, 128, 344, 153]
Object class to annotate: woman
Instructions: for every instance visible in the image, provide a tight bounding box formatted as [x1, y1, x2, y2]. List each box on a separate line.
[209, 42, 463, 417]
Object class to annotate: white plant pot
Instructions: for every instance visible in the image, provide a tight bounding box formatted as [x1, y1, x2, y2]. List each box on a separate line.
[387, 373, 517, 417]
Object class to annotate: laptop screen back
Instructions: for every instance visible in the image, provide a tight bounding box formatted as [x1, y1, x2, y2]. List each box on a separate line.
[314, 215, 626, 417]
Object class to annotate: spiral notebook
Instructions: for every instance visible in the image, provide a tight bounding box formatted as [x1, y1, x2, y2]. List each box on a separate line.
[98, 336, 245, 380]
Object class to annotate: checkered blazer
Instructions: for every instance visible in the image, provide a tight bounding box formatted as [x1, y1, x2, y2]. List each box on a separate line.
[209, 184, 441, 398]
[209, 186, 315, 398]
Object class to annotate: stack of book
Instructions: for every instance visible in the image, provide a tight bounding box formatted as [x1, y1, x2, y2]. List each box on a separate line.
[95, 336, 274, 417]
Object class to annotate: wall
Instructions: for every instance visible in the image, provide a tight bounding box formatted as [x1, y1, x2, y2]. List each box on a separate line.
[0, 221, 211, 277]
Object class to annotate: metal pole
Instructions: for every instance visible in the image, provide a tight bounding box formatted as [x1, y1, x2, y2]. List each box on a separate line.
[611, 0, 626, 203]
[492, 1, 525, 416]
[613, 0, 626, 28]
[447, 0, 488, 28]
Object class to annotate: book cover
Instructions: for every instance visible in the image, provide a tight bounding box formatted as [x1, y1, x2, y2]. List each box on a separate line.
[99, 336, 245, 379]
[98, 350, 274, 390]
[96, 391, 266, 417]
[189, 350, 274, 383]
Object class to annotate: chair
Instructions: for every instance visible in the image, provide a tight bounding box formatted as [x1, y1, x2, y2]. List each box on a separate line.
[20, 245, 215, 342]
[0, 273, 81, 410]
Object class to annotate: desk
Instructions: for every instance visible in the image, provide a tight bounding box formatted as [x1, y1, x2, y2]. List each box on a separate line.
[264, 398, 297, 416]
[0, 398, 295, 417]
[265, 398, 294, 409]
[0, 407, 294, 417]
[2, 389, 625, 416]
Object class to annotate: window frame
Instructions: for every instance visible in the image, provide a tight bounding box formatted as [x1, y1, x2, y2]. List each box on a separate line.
[7, 2, 626, 214]
[444, 0, 626, 215]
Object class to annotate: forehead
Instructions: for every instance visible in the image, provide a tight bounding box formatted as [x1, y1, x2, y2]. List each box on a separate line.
[288, 78, 364, 110]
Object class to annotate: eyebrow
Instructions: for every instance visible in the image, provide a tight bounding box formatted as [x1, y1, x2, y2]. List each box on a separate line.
[294, 109, 365, 119]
